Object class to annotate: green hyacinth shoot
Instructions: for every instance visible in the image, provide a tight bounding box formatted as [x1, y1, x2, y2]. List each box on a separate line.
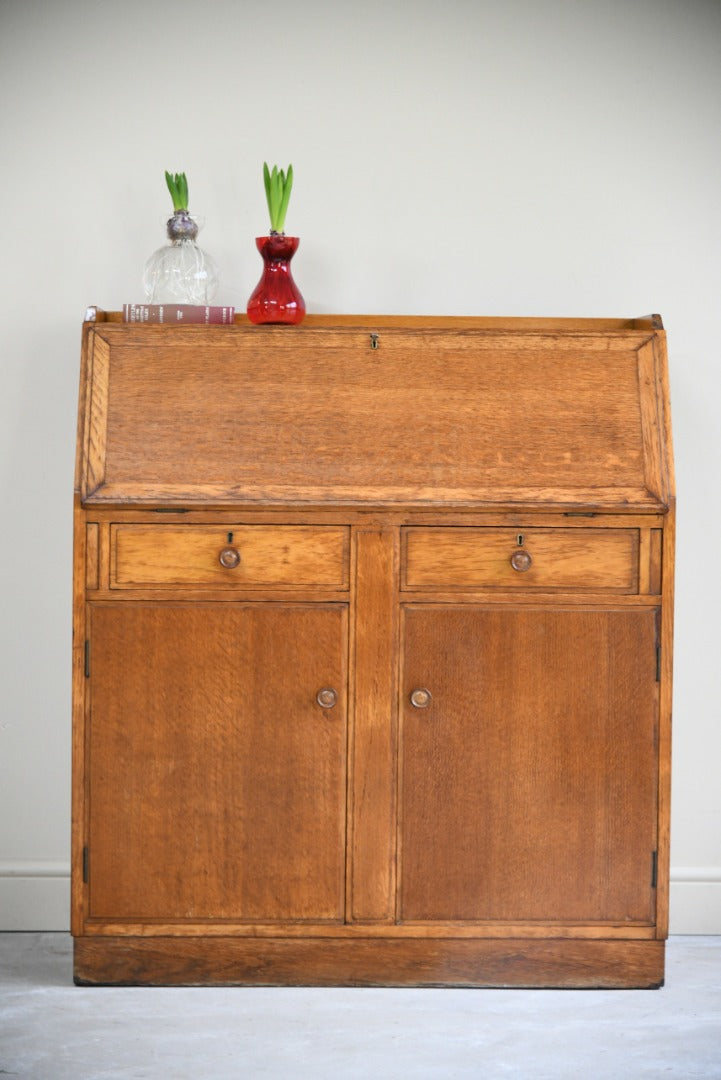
[264, 162, 293, 234]
[165, 171, 189, 212]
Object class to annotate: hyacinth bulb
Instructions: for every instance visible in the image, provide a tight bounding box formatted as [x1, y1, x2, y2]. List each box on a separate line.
[143, 210, 218, 304]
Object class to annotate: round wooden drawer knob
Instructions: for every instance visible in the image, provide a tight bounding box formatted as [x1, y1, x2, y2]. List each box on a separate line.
[316, 688, 338, 709]
[410, 688, 432, 709]
[510, 549, 532, 572]
[218, 546, 241, 569]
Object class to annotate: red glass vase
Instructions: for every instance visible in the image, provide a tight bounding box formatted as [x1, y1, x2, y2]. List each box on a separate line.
[246, 234, 305, 325]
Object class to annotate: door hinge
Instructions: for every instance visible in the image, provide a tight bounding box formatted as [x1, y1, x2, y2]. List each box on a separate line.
[84, 640, 90, 678]
[651, 850, 658, 889]
[82, 846, 89, 884]
[656, 644, 661, 682]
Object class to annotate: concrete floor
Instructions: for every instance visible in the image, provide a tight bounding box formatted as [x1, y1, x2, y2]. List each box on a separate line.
[1, 935, 720, 1079]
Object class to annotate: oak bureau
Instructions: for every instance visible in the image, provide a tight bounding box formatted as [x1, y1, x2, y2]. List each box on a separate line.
[72, 313, 674, 987]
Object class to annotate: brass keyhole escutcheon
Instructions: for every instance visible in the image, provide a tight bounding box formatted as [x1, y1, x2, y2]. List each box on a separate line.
[410, 688, 432, 709]
[316, 688, 338, 709]
[218, 546, 241, 569]
[510, 549, 532, 572]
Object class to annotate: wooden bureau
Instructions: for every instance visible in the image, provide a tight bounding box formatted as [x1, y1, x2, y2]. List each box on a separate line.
[72, 313, 674, 987]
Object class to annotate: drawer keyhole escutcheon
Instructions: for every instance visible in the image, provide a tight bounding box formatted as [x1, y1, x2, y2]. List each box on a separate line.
[410, 688, 432, 709]
[218, 546, 241, 569]
[316, 688, 338, 709]
[510, 549, 532, 572]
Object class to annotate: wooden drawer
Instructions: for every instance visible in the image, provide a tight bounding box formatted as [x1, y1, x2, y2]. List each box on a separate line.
[402, 528, 639, 591]
[111, 525, 349, 588]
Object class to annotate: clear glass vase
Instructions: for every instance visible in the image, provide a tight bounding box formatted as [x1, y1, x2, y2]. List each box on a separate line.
[143, 210, 218, 304]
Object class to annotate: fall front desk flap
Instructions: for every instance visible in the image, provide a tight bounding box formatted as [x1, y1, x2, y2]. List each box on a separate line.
[76, 316, 673, 512]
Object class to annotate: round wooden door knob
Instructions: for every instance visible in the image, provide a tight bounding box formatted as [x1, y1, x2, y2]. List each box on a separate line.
[410, 688, 432, 709]
[316, 688, 338, 709]
[510, 549, 532, 572]
[218, 546, 241, 569]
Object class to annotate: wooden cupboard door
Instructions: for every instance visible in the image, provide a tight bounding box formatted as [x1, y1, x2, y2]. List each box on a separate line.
[86, 603, 347, 923]
[400, 606, 659, 924]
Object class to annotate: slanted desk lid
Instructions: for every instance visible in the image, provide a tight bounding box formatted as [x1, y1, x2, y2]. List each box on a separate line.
[76, 317, 673, 511]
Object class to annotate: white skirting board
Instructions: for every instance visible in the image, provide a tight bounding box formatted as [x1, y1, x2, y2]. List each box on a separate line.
[0, 862, 70, 931]
[0, 863, 719, 933]
[669, 869, 721, 936]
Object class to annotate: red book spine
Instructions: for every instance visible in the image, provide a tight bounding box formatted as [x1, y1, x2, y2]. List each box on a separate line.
[123, 304, 236, 324]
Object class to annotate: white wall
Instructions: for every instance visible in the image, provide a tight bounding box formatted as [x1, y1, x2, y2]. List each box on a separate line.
[1, 0, 719, 932]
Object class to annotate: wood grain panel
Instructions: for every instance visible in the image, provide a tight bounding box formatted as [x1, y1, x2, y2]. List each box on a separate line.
[399, 605, 659, 924]
[83, 333, 110, 498]
[87, 603, 348, 922]
[656, 503, 675, 937]
[74, 936, 665, 988]
[349, 529, 398, 921]
[403, 528, 638, 591]
[85, 524, 99, 590]
[638, 340, 669, 506]
[71, 500, 88, 936]
[81, 324, 670, 510]
[649, 529, 663, 595]
[111, 524, 348, 587]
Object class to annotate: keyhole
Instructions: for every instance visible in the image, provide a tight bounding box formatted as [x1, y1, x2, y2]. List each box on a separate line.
[517, 533, 524, 546]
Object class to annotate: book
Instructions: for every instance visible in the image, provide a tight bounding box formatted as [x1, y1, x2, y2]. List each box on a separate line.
[123, 304, 236, 324]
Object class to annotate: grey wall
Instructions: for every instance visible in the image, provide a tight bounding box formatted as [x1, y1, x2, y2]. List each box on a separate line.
[1, 0, 719, 931]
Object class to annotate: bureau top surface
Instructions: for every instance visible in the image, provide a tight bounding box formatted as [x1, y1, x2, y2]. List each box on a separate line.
[75, 315, 674, 511]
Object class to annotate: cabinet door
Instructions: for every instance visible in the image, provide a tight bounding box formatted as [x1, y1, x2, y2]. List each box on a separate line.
[86, 603, 347, 923]
[400, 606, 659, 924]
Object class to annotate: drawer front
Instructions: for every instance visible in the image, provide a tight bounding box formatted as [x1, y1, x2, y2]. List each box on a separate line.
[111, 525, 349, 588]
[402, 528, 639, 591]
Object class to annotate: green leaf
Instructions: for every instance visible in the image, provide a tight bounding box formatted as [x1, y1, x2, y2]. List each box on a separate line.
[263, 161, 271, 215]
[263, 161, 294, 232]
[164, 170, 188, 211]
[271, 169, 281, 230]
[277, 163, 293, 233]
